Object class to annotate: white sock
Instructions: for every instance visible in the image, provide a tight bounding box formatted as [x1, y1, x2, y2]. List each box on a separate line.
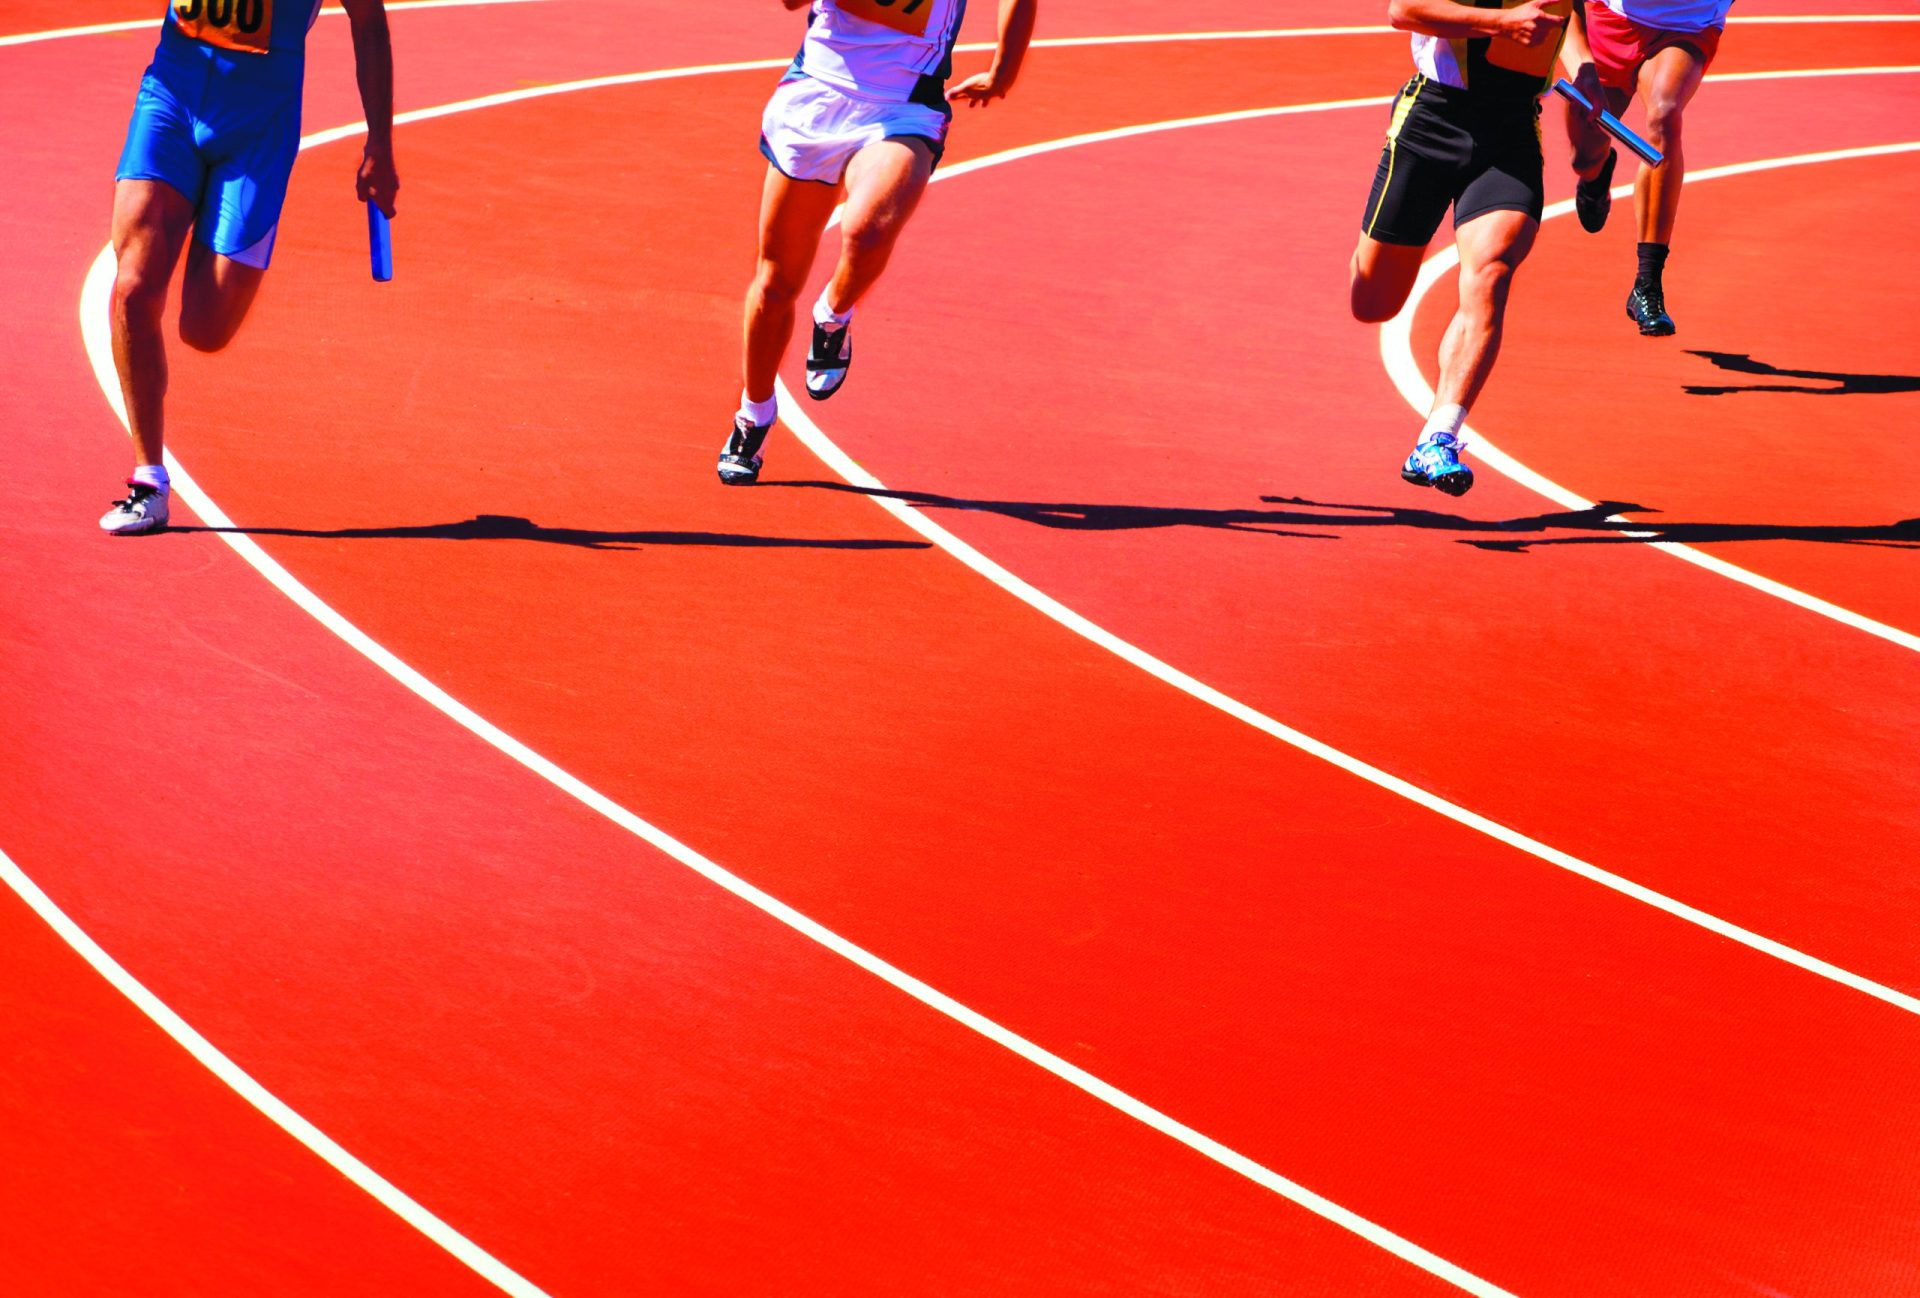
[813, 292, 853, 330]
[132, 464, 170, 492]
[738, 391, 779, 428]
[1420, 404, 1466, 443]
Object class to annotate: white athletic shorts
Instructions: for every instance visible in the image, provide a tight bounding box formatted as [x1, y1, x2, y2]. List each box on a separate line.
[758, 75, 949, 185]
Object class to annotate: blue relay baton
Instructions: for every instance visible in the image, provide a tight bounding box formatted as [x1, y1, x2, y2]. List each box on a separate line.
[367, 201, 393, 282]
[1552, 79, 1664, 167]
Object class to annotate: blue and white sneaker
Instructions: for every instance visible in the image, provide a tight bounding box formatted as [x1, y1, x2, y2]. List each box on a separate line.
[100, 480, 170, 534]
[804, 318, 852, 401]
[1401, 430, 1473, 497]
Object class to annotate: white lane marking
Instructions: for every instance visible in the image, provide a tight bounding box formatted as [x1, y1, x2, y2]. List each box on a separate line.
[9, 9, 1917, 51]
[70, 63, 1527, 1298]
[0, 0, 556, 49]
[1378, 133, 1920, 656]
[771, 87, 1920, 1025]
[1711, 63, 1920, 82]
[0, 841, 552, 1298]
[61, 48, 1920, 1298]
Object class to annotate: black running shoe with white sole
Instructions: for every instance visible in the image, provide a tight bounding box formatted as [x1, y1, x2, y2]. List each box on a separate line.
[1576, 147, 1616, 234]
[1626, 280, 1675, 336]
[804, 319, 852, 401]
[717, 417, 771, 486]
[99, 480, 170, 534]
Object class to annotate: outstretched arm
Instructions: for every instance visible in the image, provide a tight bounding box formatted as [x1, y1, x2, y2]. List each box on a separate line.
[947, 0, 1037, 107]
[341, 0, 399, 216]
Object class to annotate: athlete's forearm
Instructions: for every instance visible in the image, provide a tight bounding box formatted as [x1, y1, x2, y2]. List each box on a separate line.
[988, 0, 1037, 97]
[1558, 0, 1596, 77]
[343, 0, 396, 151]
[1388, 0, 1510, 40]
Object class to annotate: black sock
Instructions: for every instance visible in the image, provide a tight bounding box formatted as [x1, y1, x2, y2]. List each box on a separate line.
[1636, 242, 1669, 287]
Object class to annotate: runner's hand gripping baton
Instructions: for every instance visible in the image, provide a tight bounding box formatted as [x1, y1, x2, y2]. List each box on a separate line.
[367, 202, 393, 282]
[1552, 79, 1663, 166]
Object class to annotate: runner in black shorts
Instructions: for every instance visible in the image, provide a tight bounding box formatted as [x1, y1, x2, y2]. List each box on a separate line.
[1349, 0, 1604, 496]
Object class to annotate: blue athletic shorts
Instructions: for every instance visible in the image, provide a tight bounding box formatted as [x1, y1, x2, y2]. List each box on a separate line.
[115, 26, 305, 269]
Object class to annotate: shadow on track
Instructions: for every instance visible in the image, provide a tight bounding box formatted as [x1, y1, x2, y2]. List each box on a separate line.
[1684, 351, 1920, 397]
[777, 481, 1920, 553]
[164, 513, 930, 552]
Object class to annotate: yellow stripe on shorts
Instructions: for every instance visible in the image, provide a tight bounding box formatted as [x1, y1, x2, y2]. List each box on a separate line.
[1365, 75, 1426, 239]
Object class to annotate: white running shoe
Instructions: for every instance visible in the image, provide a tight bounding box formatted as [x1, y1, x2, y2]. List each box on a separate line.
[100, 480, 170, 534]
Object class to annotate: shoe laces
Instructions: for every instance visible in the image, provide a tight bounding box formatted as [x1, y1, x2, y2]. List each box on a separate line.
[1636, 279, 1667, 317]
[812, 320, 848, 358]
[726, 420, 765, 458]
[111, 481, 158, 511]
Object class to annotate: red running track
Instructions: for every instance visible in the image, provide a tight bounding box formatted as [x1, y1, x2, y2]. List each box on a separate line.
[5, 3, 1920, 1295]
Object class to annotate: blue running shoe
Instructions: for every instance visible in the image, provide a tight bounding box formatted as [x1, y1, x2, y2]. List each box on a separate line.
[1401, 430, 1473, 496]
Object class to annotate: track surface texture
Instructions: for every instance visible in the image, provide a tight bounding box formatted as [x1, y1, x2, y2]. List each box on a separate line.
[5, 2, 1919, 1295]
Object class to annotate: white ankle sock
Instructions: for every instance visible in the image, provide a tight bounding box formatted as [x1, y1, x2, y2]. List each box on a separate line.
[132, 464, 170, 491]
[738, 392, 779, 428]
[813, 292, 853, 329]
[1420, 404, 1466, 442]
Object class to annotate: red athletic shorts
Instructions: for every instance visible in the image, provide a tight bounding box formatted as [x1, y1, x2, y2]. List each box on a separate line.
[1583, 4, 1723, 92]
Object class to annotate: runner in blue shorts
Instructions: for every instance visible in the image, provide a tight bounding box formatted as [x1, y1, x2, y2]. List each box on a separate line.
[716, 0, 1038, 487]
[100, 0, 399, 535]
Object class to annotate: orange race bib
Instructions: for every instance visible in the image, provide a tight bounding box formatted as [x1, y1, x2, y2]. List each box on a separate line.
[834, 0, 934, 39]
[173, 0, 274, 55]
[1485, 0, 1571, 80]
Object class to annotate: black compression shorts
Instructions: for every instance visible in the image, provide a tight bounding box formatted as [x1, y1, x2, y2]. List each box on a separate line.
[1360, 75, 1545, 248]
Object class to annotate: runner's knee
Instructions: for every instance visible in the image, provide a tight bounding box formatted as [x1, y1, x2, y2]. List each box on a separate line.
[111, 256, 170, 326]
[1350, 273, 1408, 323]
[177, 313, 237, 353]
[749, 259, 807, 311]
[841, 216, 898, 264]
[1459, 258, 1516, 313]
[1643, 96, 1684, 148]
[177, 295, 245, 352]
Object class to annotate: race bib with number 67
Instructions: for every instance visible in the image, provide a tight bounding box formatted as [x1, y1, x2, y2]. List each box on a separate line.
[834, 0, 933, 39]
[174, 0, 275, 56]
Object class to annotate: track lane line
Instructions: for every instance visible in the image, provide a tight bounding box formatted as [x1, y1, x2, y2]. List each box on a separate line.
[0, 841, 552, 1298]
[73, 285, 1519, 1298]
[0, 0, 557, 49]
[10, 11, 1915, 51]
[769, 84, 1920, 1021]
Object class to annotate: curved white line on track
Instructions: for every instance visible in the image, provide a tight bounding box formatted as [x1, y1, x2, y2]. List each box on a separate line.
[9, 10, 1916, 51]
[75, 237, 1514, 1298]
[55, 41, 1920, 1298]
[1378, 125, 1920, 655]
[0, 842, 551, 1298]
[0, 0, 556, 49]
[772, 75, 1920, 1023]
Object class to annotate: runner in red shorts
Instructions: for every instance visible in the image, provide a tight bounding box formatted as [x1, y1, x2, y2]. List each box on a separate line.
[1564, 0, 1731, 335]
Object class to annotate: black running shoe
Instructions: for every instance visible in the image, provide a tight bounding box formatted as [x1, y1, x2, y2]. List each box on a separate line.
[804, 319, 852, 401]
[1626, 280, 1675, 336]
[717, 417, 771, 486]
[1576, 147, 1617, 234]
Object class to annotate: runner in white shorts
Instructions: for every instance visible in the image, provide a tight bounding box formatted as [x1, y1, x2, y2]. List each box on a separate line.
[717, 0, 1037, 485]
